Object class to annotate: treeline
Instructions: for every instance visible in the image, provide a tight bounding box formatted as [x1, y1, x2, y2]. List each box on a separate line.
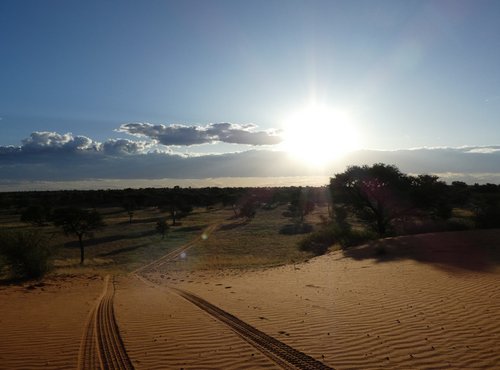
[1, 177, 499, 231]
[2, 169, 500, 273]
[0, 186, 329, 213]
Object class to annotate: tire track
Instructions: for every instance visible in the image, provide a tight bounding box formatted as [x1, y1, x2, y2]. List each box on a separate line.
[78, 275, 134, 370]
[172, 287, 333, 370]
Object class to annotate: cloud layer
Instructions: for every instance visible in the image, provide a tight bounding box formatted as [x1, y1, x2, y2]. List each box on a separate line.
[118, 122, 282, 146]
[0, 131, 151, 157]
[1, 131, 500, 189]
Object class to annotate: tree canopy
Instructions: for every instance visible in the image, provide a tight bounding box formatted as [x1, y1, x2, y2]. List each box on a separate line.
[52, 208, 105, 264]
[330, 164, 413, 236]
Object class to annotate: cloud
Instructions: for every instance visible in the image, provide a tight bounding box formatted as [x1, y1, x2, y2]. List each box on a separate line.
[1, 132, 500, 188]
[2, 131, 150, 157]
[0, 146, 20, 155]
[465, 146, 500, 154]
[102, 139, 152, 155]
[21, 131, 98, 153]
[117, 122, 282, 146]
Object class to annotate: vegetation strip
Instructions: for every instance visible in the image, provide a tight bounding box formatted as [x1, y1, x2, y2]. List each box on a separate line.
[77, 275, 134, 370]
[172, 287, 333, 370]
[132, 223, 219, 275]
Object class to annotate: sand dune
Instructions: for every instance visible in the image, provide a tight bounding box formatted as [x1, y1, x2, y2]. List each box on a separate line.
[0, 275, 103, 369]
[1, 229, 499, 369]
[114, 277, 279, 369]
[145, 229, 500, 369]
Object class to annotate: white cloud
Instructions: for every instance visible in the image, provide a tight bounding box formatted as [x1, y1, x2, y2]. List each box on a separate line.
[21, 131, 98, 153]
[102, 139, 152, 155]
[466, 147, 500, 154]
[5, 131, 150, 156]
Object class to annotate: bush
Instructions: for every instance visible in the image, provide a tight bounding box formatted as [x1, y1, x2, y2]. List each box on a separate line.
[446, 218, 475, 231]
[474, 203, 500, 229]
[299, 224, 376, 256]
[0, 231, 53, 279]
[279, 222, 313, 235]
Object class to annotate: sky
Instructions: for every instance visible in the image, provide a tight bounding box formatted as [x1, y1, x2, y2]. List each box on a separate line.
[1, 0, 500, 190]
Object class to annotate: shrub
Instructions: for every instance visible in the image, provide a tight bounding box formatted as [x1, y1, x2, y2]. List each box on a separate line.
[474, 203, 500, 229]
[279, 222, 313, 235]
[299, 224, 376, 256]
[446, 218, 475, 231]
[0, 231, 53, 279]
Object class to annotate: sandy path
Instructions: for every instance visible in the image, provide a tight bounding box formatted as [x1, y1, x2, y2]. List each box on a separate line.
[78, 275, 134, 370]
[0, 275, 103, 369]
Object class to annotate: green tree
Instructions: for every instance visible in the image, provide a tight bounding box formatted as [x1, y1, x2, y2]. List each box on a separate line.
[52, 208, 105, 264]
[410, 174, 451, 219]
[330, 164, 412, 236]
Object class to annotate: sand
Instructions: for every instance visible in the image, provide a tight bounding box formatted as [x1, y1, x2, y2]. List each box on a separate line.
[141, 229, 500, 369]
[0, 275, 103, 369]
[1, 229, 499, 369]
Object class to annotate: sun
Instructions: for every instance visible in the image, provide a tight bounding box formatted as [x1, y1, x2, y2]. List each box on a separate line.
[281, 104, 360, 167]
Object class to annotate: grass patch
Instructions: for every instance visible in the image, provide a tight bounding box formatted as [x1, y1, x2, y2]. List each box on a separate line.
[0, 204, 327, 275]
[170, 206, 319, 271]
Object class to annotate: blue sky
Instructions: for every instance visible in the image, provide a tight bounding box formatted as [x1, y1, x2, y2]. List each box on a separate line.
[1, 0, 500, 189]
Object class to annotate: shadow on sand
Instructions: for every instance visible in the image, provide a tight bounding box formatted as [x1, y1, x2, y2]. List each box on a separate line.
[63, 230, 157, 249]
[218, 218, 251, 231]
[343, 229, 500, 272]
[98, 243, 151, 257]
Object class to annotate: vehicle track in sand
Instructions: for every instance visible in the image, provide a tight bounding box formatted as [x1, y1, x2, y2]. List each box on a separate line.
[77, 275, 134, 370]
[135, 222, 333, 370]
[172, 287, 333, 370]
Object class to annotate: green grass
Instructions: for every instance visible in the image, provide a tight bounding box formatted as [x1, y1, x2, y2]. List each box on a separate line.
[169, 206, 319, 271]
[1, 204, 327, 277]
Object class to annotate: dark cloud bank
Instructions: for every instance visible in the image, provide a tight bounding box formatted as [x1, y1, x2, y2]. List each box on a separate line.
[117, 122, 282, 146]
[1, 131, 500, 189]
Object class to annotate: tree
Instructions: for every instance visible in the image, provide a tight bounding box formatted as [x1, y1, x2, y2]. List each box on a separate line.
[410, 174, 451, 219]
[160, 201, 192, 226]
[156, 218, 169, 239]
[330, 164, 412, 236]
[52, 208, 105, 264]
[288, 187, 315, 224]
[221, 190, 244, 217]
[122, 200, 137, 224]
[238, 198, 257, 218]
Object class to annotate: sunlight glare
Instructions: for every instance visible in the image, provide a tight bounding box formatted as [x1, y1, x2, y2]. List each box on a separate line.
[281, 104, 359, 167]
